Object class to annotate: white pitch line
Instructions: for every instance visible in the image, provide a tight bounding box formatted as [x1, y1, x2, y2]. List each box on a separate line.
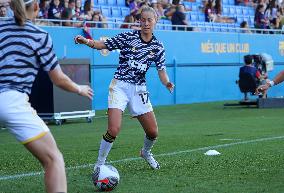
[0, 135, 283, 181]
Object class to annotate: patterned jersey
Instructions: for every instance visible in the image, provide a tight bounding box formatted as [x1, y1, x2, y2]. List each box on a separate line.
[0, 18, 58, 94]
[104, 30, 166, 85]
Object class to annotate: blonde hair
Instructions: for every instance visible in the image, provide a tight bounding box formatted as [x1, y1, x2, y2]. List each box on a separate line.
[10, 0, 33, 26]
[140, 6, 158, 20]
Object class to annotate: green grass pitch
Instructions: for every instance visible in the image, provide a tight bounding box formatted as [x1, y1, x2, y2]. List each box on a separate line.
[0, 102, 284, 193]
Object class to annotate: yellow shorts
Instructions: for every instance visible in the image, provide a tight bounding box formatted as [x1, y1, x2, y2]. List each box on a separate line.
[0, 90, 49, 144]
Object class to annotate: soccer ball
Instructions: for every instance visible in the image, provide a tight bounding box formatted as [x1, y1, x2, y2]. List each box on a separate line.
[92, 164, 120, 192]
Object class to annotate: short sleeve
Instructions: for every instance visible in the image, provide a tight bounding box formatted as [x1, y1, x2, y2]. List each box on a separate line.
[104, 32, 128, 51]
[36, 33, 59, 71]
[155, 44, 166, 71]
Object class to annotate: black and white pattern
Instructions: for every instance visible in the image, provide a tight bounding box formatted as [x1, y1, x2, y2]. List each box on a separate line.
[104, 30, 166, 85]
[0, 18, 58, 94]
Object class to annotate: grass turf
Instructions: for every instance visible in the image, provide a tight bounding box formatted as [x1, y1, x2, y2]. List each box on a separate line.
[0, 101, 283, 193]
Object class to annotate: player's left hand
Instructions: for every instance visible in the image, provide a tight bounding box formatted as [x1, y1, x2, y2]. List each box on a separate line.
[78, 85, 94, 100]
[166, 82, 175, 93]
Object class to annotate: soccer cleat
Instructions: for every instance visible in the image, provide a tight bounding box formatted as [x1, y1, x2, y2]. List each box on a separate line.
[140, 150, 160, 170]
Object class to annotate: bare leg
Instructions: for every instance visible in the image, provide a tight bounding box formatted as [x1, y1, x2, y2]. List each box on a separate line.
[24, 132, 67, 193]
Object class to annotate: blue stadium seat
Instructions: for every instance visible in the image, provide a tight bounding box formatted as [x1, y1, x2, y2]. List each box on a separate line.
[115, 17, 124, 28]
[242, 7, 248, 15]
[121, 7, 130, 17]
[236, 7, 242, 15]
[248, 8, 254, 16]
[195, 0, 202, 4]
[220, 23, 228, 32]
[229, 0, 235, 5]
[183, 1, 192, 10]
[223, 6, 229, 16]
[222, 0, 229, 5]
[212, 23, 221, 32]
[107, 17, 116, 28]
[97, 0, 107, 5]
[229, 7, 236, 15]
[163, 19, 172, 30]
[190, 21, 198, 27]
[190, 13, 198, 21]
[227, 23, 235, 32]
[101, 6, 111, 17]
[93, 5, 101, 12]
[249, 16, 254, 26]
[191, 4, 198, 12]
[196, 22, 206, 31]
[116, 0, 125, 6]
[198, 14, 205, 22]
[204, 22, 213, 32]
[107, 0, 116, 6]
[236, 16, 244, 24]
[111, 7, 121, 17]
[155, 20, 164, 30]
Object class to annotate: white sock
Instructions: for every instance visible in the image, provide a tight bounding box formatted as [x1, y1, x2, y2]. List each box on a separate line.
[142, 135, 156, 154]
[95, 138, 113, 167]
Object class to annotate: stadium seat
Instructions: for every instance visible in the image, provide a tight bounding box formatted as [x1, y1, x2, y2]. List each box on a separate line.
[107, 0, 116, 6]
[190, 13, 198, 21]
[248, 8, 254, 16]
[183, 1, 192, 10]
[236, 16, 244, 24]
[163, 19, 172, 30]
[97, 0, 107, 5]
[204, 22, 213, 32]
[198, 14, 205, 22]
[223, 6, 229, 16]
[242, 7, 248, 15]
[196, 22, 205, 31]
[111, 7, 121, 17]
[249, 16, 254, 26]
[191, 4, 198, 12]
[101, 6, 111, 17]
[236, 7, 242, 15]
[220, 23, 228, 32]
[227, 23, 235, 32]
[229, 0, 235, 5]
[222, 0, 229, 5]
[116, 0, 125, 6]
[155, 20, 164, 30]
[93, 5, 101, 12]
[115, 17, 124, 28]
[121, 7, 130, 17]
[107, 17, 116, 28]
[229, 7, 236, 15]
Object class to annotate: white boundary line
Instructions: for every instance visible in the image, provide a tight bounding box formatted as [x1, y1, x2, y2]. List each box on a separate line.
[0, 135, 283, 181]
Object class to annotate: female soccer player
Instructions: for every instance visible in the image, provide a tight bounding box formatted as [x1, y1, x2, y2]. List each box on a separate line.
[74, 6, 174, 170]
[0, 0, 93, 192]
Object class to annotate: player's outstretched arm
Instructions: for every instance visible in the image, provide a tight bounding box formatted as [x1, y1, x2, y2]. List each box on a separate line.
[158, 69, 175, 93]
[74, 35, 107, 50]
[48, 66, 94, 100]
[256, 70, 284, 94]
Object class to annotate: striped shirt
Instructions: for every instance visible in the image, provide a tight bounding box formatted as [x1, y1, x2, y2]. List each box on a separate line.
[104, 30, 166, 85]
[0, 18, 58, 94]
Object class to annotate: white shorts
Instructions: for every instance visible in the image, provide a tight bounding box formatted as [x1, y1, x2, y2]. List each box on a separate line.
[108, 79, 153, 117]
[0, 90, 49, 144]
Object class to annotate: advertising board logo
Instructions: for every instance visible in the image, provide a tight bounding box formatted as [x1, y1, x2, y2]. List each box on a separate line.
[279, 41, 284, 56]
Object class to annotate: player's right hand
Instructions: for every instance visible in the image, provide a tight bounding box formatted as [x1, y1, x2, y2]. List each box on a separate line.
[74, 35, 86, 44]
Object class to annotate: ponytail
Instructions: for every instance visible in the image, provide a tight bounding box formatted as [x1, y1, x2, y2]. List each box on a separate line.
[10, 0, 30, 26]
